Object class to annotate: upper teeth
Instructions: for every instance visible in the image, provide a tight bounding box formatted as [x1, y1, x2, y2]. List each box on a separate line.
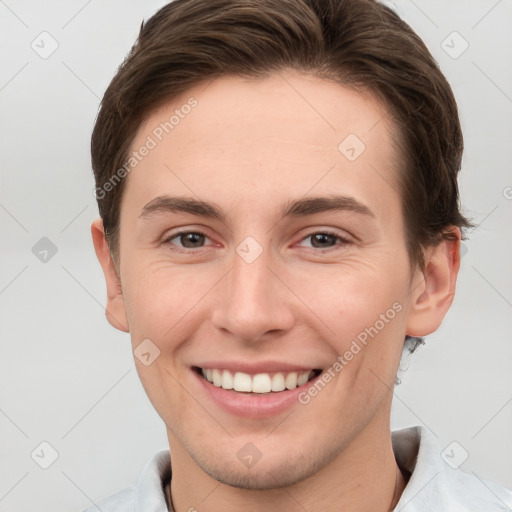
[201, 368, 315, 393]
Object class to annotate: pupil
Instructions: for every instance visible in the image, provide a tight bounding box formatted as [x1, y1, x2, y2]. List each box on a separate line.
[312, 233, 335, 248]
[182, 233, 204, 247]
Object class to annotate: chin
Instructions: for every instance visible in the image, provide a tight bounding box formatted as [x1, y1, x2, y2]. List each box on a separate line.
[193, 444, 334, 491]
[202, 464, 307, 490]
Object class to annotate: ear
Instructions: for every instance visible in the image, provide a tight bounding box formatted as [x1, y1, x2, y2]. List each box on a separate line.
[406, 227, 461, 337]
[91, 218, 130, 333]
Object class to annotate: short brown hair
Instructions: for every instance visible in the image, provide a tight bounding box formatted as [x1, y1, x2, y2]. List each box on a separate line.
[91, 0, 471, 267]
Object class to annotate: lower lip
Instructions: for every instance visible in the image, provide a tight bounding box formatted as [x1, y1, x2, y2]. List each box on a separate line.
[193, 369, 321, 419]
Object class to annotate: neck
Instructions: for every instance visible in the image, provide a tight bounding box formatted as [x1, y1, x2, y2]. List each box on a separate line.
[168, 407, 405, 512]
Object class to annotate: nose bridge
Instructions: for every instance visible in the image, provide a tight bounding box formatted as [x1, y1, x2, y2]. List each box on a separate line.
[211, 242, 294, 341]
[232, 249, 271, 303]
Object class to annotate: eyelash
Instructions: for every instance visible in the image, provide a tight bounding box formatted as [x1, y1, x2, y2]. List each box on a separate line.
[162, 229, 351, 252]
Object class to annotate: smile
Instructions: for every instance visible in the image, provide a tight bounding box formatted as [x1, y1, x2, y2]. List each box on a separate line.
[192, 363, 325, 418]
[196, 367, 322, 394]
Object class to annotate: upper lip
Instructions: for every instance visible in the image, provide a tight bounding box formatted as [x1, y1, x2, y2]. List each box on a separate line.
[194, 361, 322, 374]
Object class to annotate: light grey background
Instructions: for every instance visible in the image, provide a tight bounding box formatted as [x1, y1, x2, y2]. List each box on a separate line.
[0, 1, 511, 511]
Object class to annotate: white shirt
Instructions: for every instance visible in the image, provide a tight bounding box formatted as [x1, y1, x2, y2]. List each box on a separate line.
[84, 426, 512, 511]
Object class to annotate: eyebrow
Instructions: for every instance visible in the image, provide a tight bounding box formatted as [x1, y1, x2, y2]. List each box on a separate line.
[139, 194, 375, 221]
[140, 196, 224, 221]
[281, 196, 374, 218]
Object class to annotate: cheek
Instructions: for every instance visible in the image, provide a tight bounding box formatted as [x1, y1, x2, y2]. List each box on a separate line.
[294, 262, 410, 365]
[122, 260, 216, 338]
[299, 259, 406, 320]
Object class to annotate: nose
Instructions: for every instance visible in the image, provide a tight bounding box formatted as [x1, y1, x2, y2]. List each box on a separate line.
[211, 246, 295, 343]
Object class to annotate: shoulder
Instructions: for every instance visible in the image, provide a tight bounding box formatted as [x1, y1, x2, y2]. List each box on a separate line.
[441, 462, 512, 511]
[392, 426, 512, 511]
[82, 450, 172, 512]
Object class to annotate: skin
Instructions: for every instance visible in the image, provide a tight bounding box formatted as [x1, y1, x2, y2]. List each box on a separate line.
[92, 71, 460, 512]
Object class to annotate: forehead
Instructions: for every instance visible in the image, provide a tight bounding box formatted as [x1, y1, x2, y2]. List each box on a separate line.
[123, 72, 401, 221]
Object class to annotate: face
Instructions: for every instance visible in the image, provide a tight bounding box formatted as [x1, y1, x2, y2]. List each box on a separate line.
[93, 72, 458, 489]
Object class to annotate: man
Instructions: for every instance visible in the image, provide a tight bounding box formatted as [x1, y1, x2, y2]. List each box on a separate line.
[88, 0, 511, 510]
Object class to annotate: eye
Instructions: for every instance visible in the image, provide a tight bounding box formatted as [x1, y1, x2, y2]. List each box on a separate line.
[164, 231, 212, 249]
[298, 231, 350, 249]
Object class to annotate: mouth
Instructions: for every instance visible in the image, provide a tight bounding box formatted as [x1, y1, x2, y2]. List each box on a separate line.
[192, 364, 325, 418]
[193, 366, 322, 394]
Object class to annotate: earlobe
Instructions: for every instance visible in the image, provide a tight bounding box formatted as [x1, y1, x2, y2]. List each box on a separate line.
[406, 228, 461, 337]
[91, 218, 130, 333]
